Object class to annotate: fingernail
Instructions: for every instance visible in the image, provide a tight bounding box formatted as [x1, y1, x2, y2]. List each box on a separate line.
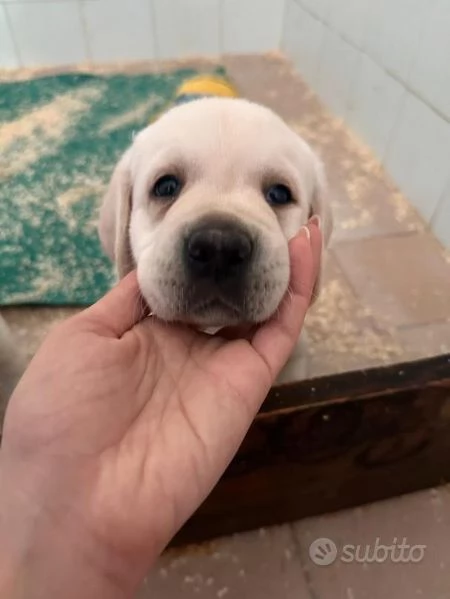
[300, 225, 311, 242]
[309, 215, 321, 229]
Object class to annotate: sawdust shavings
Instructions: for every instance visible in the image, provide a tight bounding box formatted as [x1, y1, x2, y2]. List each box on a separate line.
[4, 258, 67, 305]
[100, 94, 160, 134]
[57, 181, 106, 231]
[289, 106, 425, 232]
[339, 209, 373, 230]
[0, 85, 105, 178]
[387, 190, 421, 227]
[306, 278, 403, 365]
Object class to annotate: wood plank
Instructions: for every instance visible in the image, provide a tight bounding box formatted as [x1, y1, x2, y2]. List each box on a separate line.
[173, 353, 450, 545]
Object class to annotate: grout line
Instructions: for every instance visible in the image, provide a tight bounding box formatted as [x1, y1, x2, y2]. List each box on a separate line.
[288, 523, 321, 599]
[331, 249, 373, 305]
[3, 4, 22, 68]
[332, 229, 431, 250]
[396, 318, 450, 333]
[403, 0, 438, 85]
[78, 0, 92, 64]
[331, 229, 432, 302]
[294, 1, 450, 126]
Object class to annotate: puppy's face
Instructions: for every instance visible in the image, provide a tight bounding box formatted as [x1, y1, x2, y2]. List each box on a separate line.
[99, 98, 332, 327]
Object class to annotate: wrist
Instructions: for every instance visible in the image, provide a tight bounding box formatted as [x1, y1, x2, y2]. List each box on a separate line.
[0, 456, 137, 599]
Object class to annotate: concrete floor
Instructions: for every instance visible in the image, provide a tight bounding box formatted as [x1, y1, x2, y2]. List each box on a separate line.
[2, 53, 450, 597]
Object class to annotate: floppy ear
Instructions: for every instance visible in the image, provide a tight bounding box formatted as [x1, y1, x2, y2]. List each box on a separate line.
[309, 157, 333, 302]
[98, 149, 134, 278]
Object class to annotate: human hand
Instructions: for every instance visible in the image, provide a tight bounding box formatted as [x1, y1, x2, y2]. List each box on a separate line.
[0, 222, 321, 599]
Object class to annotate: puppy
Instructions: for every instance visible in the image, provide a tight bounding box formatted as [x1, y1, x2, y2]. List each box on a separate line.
[99, 97, 332, 381]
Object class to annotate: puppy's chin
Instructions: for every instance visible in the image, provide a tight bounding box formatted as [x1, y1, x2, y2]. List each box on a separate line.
[137, 277, 285, 328]
[184, 299, 249, 329]
[142, 292, 285, 329]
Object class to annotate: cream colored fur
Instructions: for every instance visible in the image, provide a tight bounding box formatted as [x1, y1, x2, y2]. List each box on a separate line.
[99, 97, 333, 381]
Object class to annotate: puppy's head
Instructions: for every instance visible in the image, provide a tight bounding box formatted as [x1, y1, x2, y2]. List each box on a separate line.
[99, 98, 332, 328]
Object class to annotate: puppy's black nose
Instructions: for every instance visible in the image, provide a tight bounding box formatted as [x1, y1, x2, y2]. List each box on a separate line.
[185, 223, 253, 280]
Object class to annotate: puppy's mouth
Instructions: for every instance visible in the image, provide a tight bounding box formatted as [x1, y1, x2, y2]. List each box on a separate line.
[187, 295, 245, 327]
[195, 298, 239, 312]
[137, 215, 290, 328]
[178, 215, 256, 326]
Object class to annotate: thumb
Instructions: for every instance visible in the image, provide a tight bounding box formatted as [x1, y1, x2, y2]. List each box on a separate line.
[79, 271, 149, 338]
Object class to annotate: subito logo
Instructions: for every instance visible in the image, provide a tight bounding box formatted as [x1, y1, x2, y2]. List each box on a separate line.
[309, 538, 338, 566]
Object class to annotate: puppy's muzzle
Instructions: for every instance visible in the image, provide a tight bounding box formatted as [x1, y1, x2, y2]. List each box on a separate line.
[184, 220, 253, 283]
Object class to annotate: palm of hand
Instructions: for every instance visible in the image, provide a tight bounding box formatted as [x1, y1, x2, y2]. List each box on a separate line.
[2, 226, 319, 585]
[6, 315, 269, 557]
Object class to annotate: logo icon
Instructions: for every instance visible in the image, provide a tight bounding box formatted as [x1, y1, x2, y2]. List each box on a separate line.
[309, 537, 338, 566]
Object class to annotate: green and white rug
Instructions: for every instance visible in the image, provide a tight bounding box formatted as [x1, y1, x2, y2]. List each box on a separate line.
[0, 67, 225, 305]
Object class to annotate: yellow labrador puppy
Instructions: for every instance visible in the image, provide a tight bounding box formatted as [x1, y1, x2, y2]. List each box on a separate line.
[99, 97, 332, 381]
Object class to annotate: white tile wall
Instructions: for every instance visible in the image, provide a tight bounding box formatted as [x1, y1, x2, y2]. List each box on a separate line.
[0, 0, 287, 68]
[1, 0, 449, 245]
[281, 0, 324, 88]
[82, 0, 155, 62]
[1, 0, 80, 2]
[6, 2, 87, 66]
[152, 0, 220, 59]
[384, 93, 450, 222]
[298, 0, 332, 23]
[315, 27, 359, 119]
[347, 54, 405, 160]
[222, 0, 284, 54]
[283, 0, 450, 245]
[0, 4, 19, 68]
[327, 0, 370, 48]
[408, 0, 450, 121]
[363, 0, 432, 82]
[431, 178, 450, 247]
[2, 0, 82, 2]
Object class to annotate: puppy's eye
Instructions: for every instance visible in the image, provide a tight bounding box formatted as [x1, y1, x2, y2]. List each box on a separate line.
[152, 175, 182, 199]
[265, 184, 293, 206]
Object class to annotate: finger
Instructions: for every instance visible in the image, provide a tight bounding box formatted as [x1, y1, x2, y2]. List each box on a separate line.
[291, 220, 321, 297]
[251, 224, 322, 378]
[78, 271, 149, 338]
[308, 216, 323, 300]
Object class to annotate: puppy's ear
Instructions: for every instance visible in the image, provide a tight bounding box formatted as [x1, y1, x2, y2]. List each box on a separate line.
[309, 157, 333, 303]
[99, 149, 134, 278]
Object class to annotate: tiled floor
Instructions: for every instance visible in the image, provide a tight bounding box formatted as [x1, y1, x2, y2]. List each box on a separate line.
[138, 485, 450, 599]
[1, 54, 450, 597]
